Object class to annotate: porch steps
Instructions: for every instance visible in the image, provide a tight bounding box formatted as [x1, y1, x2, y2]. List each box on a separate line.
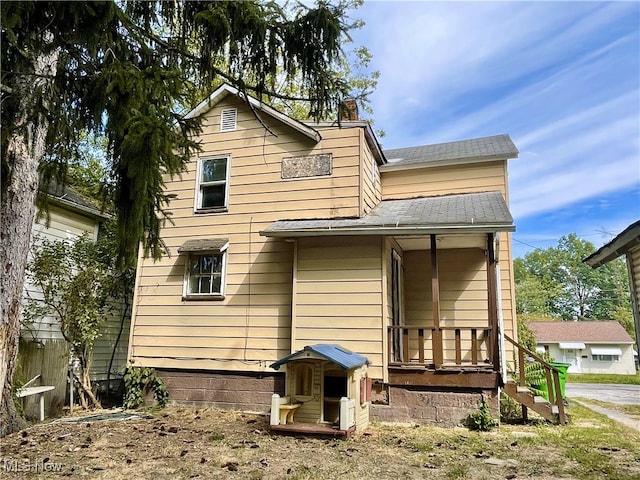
[503, 381, 567, 424]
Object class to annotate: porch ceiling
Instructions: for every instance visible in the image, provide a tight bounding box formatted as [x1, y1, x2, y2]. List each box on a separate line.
[396, 233, 487, 250]
[260, 191, 514, 238]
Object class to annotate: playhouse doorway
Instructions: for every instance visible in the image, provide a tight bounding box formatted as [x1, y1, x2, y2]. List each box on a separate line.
[323, 367, 347, 424]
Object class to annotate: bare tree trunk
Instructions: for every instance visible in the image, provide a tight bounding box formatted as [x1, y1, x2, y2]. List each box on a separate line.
[0, 48, 58, 436]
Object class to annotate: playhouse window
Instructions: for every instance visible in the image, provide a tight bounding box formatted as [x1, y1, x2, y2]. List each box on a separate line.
[294, 363, 313, 398]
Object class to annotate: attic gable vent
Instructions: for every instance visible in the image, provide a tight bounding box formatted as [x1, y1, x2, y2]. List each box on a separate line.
[220, 108, 237, 132]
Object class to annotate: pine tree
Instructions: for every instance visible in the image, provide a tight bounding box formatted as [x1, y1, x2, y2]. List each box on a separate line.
[1, 0, 358, 435]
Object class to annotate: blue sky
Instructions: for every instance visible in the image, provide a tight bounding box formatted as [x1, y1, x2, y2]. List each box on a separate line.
[348, 1, 640, 258]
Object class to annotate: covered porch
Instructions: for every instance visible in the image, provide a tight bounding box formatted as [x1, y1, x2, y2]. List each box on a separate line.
[386, 231, 504, 389]
[261, 191, 515, 390]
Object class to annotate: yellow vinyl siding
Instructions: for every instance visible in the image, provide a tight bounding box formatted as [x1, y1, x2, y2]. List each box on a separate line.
[404, 249, 489, 327]
[293, 236, 384, 379]
[402, 245, 515, 361]
[381, 161, 507, 199]
[360, 129, 381, 215]
[401, 248, 494, 364]
[129, 96, 369, 372]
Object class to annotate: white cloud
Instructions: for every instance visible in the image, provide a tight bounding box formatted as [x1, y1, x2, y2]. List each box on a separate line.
[352, 1, 639, 222]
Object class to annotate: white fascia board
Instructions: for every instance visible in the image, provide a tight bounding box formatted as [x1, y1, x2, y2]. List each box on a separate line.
[260, 224, 515, 238]
[380, 154, 512, 173]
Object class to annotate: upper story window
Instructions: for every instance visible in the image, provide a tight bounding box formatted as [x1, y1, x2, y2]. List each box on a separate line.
[195, 156, 230, 212]
[220, 108, 237, 132]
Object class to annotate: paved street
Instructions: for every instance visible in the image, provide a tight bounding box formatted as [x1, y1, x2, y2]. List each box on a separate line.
[564, 383, 640, 431]
[565, 383, 640, 405]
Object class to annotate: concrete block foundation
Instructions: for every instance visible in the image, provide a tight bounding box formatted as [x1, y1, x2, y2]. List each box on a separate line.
[371, 387, 498, 427]
[157, 369, 284, 414]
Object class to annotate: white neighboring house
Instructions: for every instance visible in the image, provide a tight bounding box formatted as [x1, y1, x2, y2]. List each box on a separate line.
[23, 182, 131, 383]
[529, 321, 636, 374]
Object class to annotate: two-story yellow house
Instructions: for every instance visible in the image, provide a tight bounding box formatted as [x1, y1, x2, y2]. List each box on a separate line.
[128, 84, 536, 430]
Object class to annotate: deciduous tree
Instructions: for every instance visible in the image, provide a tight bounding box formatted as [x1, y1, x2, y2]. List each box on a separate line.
[24, 235, 116, 409]
[515, 234, 632, 330]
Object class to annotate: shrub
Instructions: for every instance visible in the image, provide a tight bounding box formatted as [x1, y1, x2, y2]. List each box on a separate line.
[123, 366, 168, 409]
[463, 399, 497, 431]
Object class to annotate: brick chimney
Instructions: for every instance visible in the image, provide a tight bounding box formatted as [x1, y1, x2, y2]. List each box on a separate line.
[340, 98, 359, 121]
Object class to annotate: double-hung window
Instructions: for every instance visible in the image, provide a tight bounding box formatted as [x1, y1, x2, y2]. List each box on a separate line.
[179, 239, 228, 300]
[196, 156, 230, 212]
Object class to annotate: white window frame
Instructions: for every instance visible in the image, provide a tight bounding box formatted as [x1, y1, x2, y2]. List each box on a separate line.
[220, 108, 237, 132]
[592, 354, 620, 362]
[183, 247, 228, 300]
[194, 155, 231, 212]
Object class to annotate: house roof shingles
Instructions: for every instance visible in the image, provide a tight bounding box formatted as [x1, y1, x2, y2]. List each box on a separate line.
[44, 180, 107, 220]
[260, 191, 514, 237]
[381, 134, 518, 171]
[529, 321, 634, 344]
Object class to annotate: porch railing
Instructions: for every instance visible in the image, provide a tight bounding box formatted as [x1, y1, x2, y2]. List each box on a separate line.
[388, 326, 494, 369]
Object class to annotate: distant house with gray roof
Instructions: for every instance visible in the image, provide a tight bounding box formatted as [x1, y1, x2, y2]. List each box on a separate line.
[530, 321, 636, 375]
[128, 84, 544, 429]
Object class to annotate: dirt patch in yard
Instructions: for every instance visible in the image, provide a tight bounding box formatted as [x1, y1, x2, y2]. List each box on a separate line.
[1, 406, 639, 479]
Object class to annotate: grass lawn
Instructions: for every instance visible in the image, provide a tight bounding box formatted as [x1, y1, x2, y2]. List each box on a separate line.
[2, 403, 640, 479]
[567, 372, 640, 385]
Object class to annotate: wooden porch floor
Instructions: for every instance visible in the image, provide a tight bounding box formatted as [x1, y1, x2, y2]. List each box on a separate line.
[270, 422, 356, 438]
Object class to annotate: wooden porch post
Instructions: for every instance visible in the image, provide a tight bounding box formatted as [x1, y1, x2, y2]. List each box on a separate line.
[431, 235, 443, 367]
[486, 233, 500, 369]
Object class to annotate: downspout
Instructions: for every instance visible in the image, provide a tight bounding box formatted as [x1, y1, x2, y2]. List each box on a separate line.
[495, 233, 507, 381]
[290, 239, 298, 354]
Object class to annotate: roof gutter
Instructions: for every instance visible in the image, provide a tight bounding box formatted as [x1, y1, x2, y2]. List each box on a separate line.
[48, 196, 110, 221]
[380, 154, 514, 172]
[260, 223, 515, 238]
[584, 222, 640, 267]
